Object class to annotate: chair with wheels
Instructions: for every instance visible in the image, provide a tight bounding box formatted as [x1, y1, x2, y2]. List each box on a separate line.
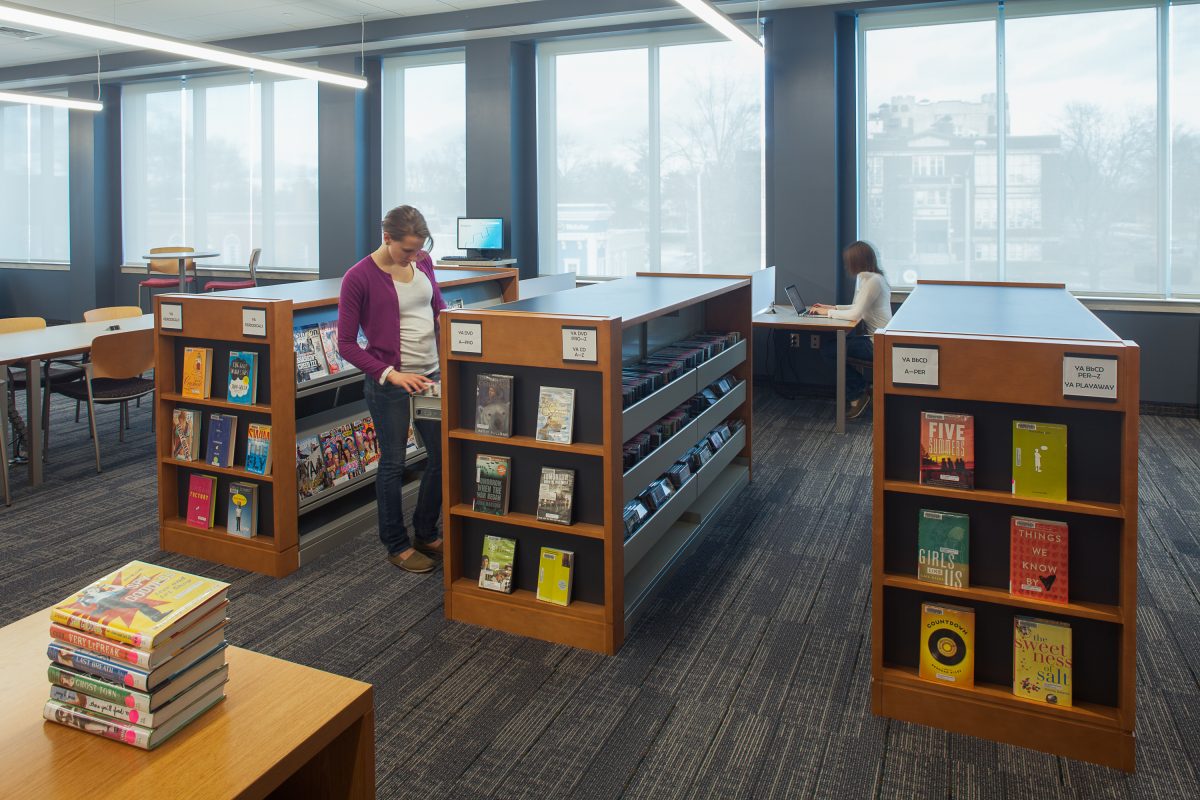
[138, 246, 196, 312]
[205, 248, 261, 292]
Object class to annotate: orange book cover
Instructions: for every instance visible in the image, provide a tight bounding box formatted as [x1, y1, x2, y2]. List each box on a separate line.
[180, 346, 213, 399]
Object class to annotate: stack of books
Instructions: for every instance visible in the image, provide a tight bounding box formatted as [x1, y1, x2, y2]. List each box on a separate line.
[43, 561, 231, 749]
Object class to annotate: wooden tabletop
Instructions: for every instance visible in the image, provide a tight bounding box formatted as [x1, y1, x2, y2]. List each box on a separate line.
[752, 306, 859, 330]
[0, 609, 373, 799]
[0, 315, 154, 365]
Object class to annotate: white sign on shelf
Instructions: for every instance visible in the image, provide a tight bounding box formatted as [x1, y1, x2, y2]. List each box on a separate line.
[242, 307, 267, 338]
[1063, 354, 1118, 401]
[892, 345, 939, 388]
[160, 303, 183, 331]
[450, 320, 483, 355]
[562, 326, 598, 364]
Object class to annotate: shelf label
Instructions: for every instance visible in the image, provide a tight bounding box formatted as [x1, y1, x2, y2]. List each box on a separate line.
[1063, 353, 1118, 401]
[562, 326, 598, 364]
[450, 320, 483, 355]
[892, 345, 938, 388]
[160, 303, 183, 331]
[242, 307, 267, 338]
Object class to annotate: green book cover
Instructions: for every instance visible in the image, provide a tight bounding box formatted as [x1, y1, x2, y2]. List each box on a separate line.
[1012, 421, 1068, 502]
[479, 534, 516, 593]
[917, 509, 970, 588]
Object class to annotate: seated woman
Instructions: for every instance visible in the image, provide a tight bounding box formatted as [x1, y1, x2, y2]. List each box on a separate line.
[809, 240, 892, 420]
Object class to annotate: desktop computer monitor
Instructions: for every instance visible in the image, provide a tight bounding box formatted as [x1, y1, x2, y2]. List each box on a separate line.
[457, 217, 504, 252]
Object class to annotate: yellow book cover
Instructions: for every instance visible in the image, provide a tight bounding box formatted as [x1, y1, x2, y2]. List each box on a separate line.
[180, 346, 213, 399]
[50, 561, 230, 649]
[919, 602, 974, 687]
[1013, 616, 1072, 707]
[535, 547, 574, 606]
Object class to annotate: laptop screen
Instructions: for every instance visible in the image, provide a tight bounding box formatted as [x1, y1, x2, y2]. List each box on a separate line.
[784, 285, 806, 315]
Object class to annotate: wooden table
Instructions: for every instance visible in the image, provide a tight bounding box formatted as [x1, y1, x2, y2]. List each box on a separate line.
[0, 609, 375, 799]
[0, 315, 154, 487]
[753, 306, 860, 433]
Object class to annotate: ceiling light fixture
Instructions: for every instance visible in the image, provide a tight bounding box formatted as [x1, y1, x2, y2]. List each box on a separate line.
[672, 0, 762, 56]
[0, 1, 368, 89]
[0, 88, 102, 111]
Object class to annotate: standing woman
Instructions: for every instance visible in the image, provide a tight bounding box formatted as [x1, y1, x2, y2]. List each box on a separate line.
[810, 240, 892, 420]
[338, 206, 447, 573]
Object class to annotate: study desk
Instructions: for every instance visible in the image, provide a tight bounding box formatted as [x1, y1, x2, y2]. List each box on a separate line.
[0, 608, 375, 799]
[753, 306, 860, 434]
[0, 315, 154, 488]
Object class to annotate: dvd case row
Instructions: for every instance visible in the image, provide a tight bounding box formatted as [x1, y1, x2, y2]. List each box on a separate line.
[622, 331, 742, 409]
[624, 372, 740, 471]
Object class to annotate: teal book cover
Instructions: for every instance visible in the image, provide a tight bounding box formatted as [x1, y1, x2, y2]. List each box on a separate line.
[917, 509, 970, 588]
[227, 350, 258, 405]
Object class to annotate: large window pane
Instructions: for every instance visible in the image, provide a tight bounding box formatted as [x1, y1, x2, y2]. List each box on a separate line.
[1005, 7, 1158, 293]
[1172, 2, 1200, 295]
[861, 18, 998, 287]
[0, 103, 69, 263]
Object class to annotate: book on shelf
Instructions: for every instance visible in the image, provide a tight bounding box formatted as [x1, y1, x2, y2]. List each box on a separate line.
[226, 350, 258, 405]
[1010, 516, 1069, 603]
[535, 386, 575, 444]
[294, 323, 329, 383]
[1013, 616, 1072, 707]
[917, 509, 970, 589]
[244, 423, 272, 475]
[44, 687, 226, 750]
[46, 640, 227, 693]
[296, 434, 328, 500]
[204, 412, 238, 468]
[919, 411, 974, 489]
[1012, 421, 1068, 502]
[180, 346, 213, 399]
[49, 664, 228, 729]
[318, 320, 354, 374]
[185, 473, 218, 529]
[48, 603, 228, 671]
[919, 601, 974, 687]
[48, 658, 228, 716]
[473, 454, 511, 515]
[475, 373, 514, 437]
[170, 408, 200, 462]
[536, 547, 574, 606]
[479, 535, 516, 593]
[535, 467, 574, 525]
[226, 481, 258, 538]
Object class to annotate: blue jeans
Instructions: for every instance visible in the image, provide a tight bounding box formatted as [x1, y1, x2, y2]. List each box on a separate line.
[819, 334, 874, 398]
[363, 376, 442, 556]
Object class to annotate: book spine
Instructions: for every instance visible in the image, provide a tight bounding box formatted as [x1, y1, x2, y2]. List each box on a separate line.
[47, 665, 149, 712]
[49, 686, 153, 725]
[47, 644, 150, 690]
[49, 624, 151, 668]
[43, 700, 152, 749]
[49, 610, 146, 648]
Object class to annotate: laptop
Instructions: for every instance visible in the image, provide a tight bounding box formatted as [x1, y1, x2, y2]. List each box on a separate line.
[783, 284, 815, 317]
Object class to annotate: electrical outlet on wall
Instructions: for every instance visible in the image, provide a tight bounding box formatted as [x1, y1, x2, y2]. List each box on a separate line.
[810, 335, 821, 349]
[789, 333, 801, 348]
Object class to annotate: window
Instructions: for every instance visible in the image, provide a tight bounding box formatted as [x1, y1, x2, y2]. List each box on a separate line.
[913, 155, 946, 177]
[1172, 1, 1200, 295]
[381, 53, 465, 263]
[122, 74, 318, 271]
[0, 103, 68, 263]
[538, 31, 764, 276]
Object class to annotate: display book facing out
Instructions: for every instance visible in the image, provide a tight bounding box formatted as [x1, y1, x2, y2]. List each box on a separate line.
[872, 281, 1138, 771]
[439, 274, 753, 656]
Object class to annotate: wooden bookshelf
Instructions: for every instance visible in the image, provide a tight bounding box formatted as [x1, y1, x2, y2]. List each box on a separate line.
[871, 280, 1139, 771]
[154, 267, 519, 577]
[440, 274, 753, 655]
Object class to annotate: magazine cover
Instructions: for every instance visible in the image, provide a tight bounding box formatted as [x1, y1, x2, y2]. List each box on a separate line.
[296, 435, 328, 499]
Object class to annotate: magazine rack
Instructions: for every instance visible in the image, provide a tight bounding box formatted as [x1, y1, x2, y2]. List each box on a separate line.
[871, 281, 1139, 770]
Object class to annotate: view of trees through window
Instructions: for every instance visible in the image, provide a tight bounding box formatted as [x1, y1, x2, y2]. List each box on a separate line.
[0, 103, 68, 263]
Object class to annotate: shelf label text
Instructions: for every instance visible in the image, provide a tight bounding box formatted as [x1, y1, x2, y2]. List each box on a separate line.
[450, 320, 483, 355]
[242, 307, 267, 338]
[1063, 354, 1118, 401]
[160, 303, 183, 331]
[562, 326, 598, 364]
[892, 345, 939, 388]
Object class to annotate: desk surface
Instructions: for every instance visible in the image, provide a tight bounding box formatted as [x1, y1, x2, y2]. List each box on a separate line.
[753, 306, 859, 330]
[0, 608, 373, 799]
[0, 315, 154, 365]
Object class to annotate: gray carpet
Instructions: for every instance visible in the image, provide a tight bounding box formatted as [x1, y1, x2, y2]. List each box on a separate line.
[1, 390, 1198, 799]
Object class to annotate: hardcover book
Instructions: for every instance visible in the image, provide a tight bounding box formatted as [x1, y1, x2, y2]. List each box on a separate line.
[226, 481, 258, 538]
[294, 323, 329, 383]
[44, 687, 226, 750]
[180, 346, 213, 399]
[50, 561, 230, 649]
[1013, 616, 1072, 707]
[48, 659, 229, 715]
[226, 350, 258, 405]
[47, 604, 228, 671]
[536, 386, 576, 444]
[1010, 516, 1069, 603]
[244, 423, 272, 475]
[535, 467, 575, 525]
[919, 601, 975, 687]
[536, 547, 574, 606]
[296, 435, 327, 499]
[919, 411, 974, 489]
[185, 474, 218, 529]
[170, 408, 200, 462]
[917, 509, 970, 588]
[473, 454, 511, 515]
[475, 373, 514, 437]
[204, 413, 238, 468]
[49, 666, 229, 729]
[47, 640, 228, 693]
[479, 535, 516, 593]
[1012, 421, 1068, 502]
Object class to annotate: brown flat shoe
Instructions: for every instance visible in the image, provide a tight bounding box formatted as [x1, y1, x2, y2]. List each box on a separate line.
[387, 550, 436, 573]
[414, 539, 443, 560]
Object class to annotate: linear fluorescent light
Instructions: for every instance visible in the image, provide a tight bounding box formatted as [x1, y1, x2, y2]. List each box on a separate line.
[674, 0, 762, 56]
[0, 89, 102, 111]
[0, 1, 368, 89]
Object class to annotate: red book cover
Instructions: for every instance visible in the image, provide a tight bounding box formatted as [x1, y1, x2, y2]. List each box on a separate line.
[1010, 516, 1069, 604]
[919, 412, 975, 488]
[185, 474, 217, 529]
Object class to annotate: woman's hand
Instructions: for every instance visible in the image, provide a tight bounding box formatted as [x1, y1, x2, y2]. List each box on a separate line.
[809, 303, 831, 316]
[387, 371, 435, 393]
